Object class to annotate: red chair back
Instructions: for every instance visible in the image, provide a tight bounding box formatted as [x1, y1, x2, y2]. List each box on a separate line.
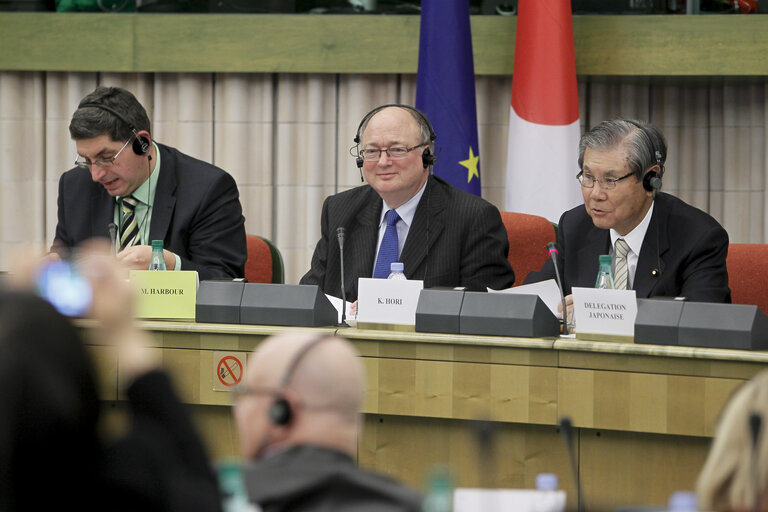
[500, 212, 557, 286]
[245, 234, 273, 283]
[727, 243, 768, 314]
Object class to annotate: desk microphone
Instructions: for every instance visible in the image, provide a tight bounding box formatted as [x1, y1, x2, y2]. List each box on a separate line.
[336, 227, 349, 327]
[547, 242, 568, 335]
[559, 416, 585, 512]
[107, 222, 117, 255]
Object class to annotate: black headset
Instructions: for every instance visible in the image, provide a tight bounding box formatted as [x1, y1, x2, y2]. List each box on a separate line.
[353, 104, 437, 170]
[625, 119, 664, 193]
[80, 102, 150, 156]
[268, 335, 332, 426]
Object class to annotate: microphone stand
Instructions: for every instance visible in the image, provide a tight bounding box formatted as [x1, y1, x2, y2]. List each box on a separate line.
[337, 227, 349, 327]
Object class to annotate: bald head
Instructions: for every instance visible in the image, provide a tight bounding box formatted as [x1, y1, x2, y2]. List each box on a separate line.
[234, 332, 365, 459]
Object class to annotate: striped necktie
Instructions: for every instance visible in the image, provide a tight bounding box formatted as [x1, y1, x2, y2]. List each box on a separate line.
[373, 209, 401, 279]
[119, 195, 140, 251]
[614, 238, 631, 290]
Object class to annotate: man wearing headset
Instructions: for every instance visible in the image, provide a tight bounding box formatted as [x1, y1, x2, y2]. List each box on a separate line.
[526, 118, 731, 319]
[52, 86, 246, 280]
[300, 104, 515, 301]
[234, 331, 422, 511]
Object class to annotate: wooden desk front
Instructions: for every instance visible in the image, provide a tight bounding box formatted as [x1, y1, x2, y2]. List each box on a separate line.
[83, 322, 768, 510]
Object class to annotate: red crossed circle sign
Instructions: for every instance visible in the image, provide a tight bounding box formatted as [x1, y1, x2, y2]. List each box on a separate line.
[217, 355, 243, 387]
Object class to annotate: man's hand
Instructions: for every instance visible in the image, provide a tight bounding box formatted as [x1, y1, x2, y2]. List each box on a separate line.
[117, 245, 176, 270]
[558, 294, 574, 325]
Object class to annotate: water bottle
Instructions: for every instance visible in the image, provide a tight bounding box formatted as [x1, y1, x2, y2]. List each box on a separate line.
[594, 254, 614, 289]
[534, 473, 566, 512]
[387, 262, 407, 280]
[149, 239, 167, 271]
[667, 491, 697, 511]
[422, 466, 452, 512]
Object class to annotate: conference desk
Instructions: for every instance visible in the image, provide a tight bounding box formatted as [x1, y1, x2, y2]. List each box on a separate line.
[82, 321, 768, 510]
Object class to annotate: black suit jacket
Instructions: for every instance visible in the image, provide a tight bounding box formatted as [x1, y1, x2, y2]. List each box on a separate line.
[526, 192, 731, 302]
[300, 176, 515, 301]
[53, 143, 246, 280]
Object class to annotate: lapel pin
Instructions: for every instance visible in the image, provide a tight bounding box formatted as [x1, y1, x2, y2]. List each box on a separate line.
[651, 269, 659, 277]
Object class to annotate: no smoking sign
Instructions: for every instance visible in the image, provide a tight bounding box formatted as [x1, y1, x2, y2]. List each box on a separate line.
[213, 351, 248, 392]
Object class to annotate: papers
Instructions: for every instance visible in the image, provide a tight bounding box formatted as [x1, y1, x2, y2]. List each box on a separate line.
[489, 279, 562, 318]
[325, 294, 356, 326]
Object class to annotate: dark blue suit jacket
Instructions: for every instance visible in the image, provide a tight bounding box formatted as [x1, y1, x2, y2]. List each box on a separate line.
[53, 143, 246, 280]
[526, 192, 731, 302]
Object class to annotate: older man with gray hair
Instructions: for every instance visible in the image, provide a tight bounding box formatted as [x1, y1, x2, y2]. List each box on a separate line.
[526, 118, 730, 315]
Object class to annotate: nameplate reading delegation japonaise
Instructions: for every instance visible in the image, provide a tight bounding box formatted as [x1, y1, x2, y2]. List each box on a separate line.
[356, 277, 424, 329]
[572, 287, 637, 341]
[129, 270, 199, 320]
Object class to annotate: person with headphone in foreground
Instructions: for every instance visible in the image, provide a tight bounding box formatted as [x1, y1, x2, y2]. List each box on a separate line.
[234, 331, 423, 512]
[52, 86, 246, 280]
[526, 118, 731, 320]
[300, 104, 515, 302]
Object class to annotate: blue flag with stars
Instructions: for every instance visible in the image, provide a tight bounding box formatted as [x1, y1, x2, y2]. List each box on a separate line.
[415, 0, 481, 196]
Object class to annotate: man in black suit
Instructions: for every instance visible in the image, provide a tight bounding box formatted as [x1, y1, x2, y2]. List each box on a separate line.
[52, 86, 246, 280]
[526, 118, 730, 317]
[300, 104, 514, 301]
[234, 331, 422, 511]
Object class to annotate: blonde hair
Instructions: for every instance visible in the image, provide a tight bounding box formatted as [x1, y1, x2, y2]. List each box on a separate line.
[697, 369, 768, 511]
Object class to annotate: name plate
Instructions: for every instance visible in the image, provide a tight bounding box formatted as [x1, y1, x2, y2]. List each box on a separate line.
[572, 286, 637, 341]
[130, 270, 199, 320]
[357, 277, 424, 329]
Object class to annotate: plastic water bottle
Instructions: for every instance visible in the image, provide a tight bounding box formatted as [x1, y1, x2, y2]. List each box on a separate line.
[534, 473, 566, 512]
[423, 467, 452, 512]
[149, 239, 167, 271]
[387, 262, 407, 280]
[667, 491, 698, 511]
[594, 254, 614, 289]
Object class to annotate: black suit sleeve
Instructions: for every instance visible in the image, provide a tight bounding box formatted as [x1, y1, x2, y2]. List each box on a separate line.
[461, 202, 516, 291]
[300, 196, 332, 291]
[679, 223, 730, 302]
[177, 172, 246, 280]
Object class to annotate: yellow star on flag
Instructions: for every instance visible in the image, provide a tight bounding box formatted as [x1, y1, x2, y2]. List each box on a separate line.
[459, 146, 480, 184]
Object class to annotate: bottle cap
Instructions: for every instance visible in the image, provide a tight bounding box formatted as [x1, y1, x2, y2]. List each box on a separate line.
[390, 262, 404, 272]
[151, 239, 164, 249]
[598, 254, 612, 265]
[536, 472, 558, 491]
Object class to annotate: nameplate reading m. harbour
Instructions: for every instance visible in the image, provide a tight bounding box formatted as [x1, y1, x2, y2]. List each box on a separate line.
[130, 270, 199, 319]
[572, 287, 637, 340]
[357, 277, 424, 327]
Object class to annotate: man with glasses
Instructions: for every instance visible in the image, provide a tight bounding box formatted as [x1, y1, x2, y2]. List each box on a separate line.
[300, 104, 515, 301]
[526, 118, 730, 316]
[52, 86, 246, 280]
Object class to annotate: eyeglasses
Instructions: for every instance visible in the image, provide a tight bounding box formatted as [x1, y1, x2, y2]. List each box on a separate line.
[577, 170, 635, 190]
[74, 136, 134, 169]
[359, 143, 428, 162]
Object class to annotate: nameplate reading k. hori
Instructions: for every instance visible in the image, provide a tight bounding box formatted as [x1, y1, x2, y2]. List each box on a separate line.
[572, 287, 637, 339]
[130, 270, 198, 320]
[357, 277, 424, 326]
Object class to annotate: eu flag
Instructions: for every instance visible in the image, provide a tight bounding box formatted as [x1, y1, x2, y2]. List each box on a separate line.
[415, 0, 481, 196]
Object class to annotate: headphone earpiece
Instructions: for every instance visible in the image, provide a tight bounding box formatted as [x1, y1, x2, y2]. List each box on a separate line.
[269, 397, 292, 426]
[421, 147, 436, 169]
[133, 134, 150, 155]
[643, 171, 662, 192]
[356, 154, 364, 169]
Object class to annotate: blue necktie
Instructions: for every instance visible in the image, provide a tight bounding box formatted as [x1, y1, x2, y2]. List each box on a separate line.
[373, 209, 400, 278]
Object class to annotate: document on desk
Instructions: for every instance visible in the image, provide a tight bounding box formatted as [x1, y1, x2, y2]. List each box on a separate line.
[488, 279, 562, 318]
[325, 294, 356, 326]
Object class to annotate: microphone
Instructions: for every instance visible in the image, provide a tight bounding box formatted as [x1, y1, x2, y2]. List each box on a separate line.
[336, 227, 349, 327]
[559, 417, 585, 512]
[547, 242, 568, 335]
[749, 412, 762, 512]
[108, 222, 117, 254]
